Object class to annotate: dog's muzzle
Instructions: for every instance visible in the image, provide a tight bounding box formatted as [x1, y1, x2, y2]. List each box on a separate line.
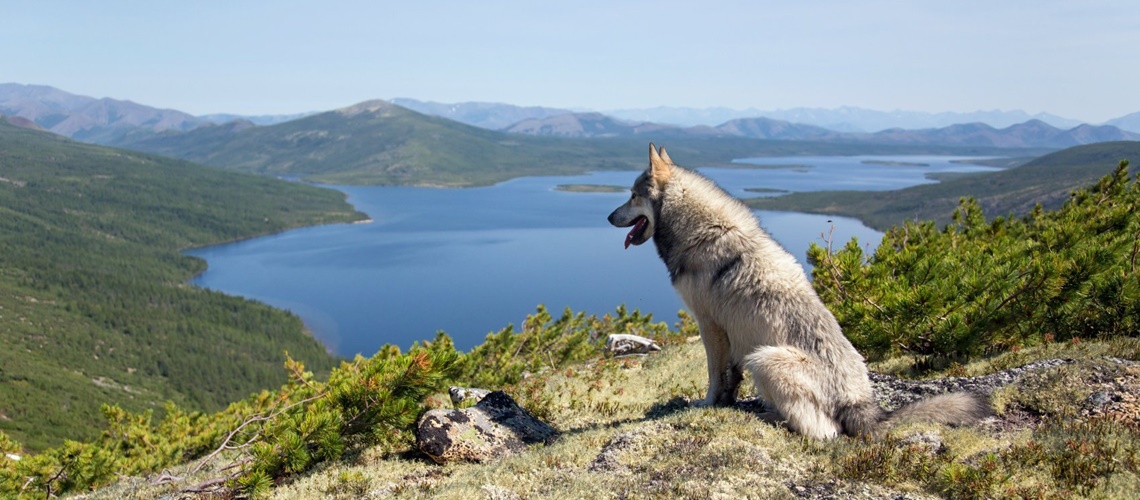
[609, 208, 650, 249]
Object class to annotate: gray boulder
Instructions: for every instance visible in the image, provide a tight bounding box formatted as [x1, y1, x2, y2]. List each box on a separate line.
[416, 391, 559, 464]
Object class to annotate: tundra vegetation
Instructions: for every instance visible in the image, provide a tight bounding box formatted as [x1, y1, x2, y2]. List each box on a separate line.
[2, 154, 1140, 498]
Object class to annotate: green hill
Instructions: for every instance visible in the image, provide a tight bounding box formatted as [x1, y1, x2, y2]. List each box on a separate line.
[124, 100, 1039, 187]
[0, 120, 364, 450]
[747, 141, 1140, 230]
[123, 100, 644, 186]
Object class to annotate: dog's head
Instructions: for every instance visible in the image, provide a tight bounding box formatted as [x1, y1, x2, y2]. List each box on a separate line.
[608, 143, 674, 249]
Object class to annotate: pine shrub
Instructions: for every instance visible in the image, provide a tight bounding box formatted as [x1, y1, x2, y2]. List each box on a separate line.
[0, 306, 678, 498]
[810, 160, 1139, 363]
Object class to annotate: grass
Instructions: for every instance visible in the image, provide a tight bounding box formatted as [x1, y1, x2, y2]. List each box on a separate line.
[74, 332, 1140, 499]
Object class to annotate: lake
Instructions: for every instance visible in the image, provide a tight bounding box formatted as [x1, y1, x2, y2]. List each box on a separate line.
[186, 155, 999, 356]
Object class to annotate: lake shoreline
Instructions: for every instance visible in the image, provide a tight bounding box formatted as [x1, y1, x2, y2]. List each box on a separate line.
[186, 155, 997, 355]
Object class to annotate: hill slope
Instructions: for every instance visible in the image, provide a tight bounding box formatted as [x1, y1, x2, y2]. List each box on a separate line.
[121, 100, 1049, 187]
[0, 121, 363, 450]
[747, 141, 1140, 230]
[123, 100, 657, 186]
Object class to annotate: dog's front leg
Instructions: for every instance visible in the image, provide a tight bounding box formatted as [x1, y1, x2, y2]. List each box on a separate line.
[695, 320, 739, 406]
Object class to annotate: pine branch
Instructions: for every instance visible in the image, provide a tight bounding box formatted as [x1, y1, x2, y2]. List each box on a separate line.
[191, 392, 325, 474]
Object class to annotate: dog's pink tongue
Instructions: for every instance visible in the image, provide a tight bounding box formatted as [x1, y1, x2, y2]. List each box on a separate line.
[624, 217, 648, 249]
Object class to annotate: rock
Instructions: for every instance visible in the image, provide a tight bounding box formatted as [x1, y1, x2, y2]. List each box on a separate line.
[900, 431, 945, 455]
[869, 358, 1072, 411]
[1083, 391, 1115, 412]
[416, 391, 559, 464]
[448, 386, 491, 405]
[605, 334, 662, 357]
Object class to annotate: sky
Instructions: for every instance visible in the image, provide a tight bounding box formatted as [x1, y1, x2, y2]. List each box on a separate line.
[3, 1, 1138, 122]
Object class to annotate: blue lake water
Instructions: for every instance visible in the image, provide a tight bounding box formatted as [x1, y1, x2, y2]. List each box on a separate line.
[186, 155, 998, 356]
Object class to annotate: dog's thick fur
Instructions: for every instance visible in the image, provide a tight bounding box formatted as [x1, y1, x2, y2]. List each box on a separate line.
[608, 144, 991, 439]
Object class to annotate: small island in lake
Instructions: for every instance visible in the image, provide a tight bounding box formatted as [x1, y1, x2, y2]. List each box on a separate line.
[861, 160, 929, 167]
[555, 184, 627, 193]
[716, 163, 816, 170]
[744, 187, 790, 194]
[950, 157, 1029, 168]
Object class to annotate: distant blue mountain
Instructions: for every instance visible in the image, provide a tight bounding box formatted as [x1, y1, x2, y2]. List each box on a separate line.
[1106, 111, 1140, 134]
[391, 98, 575, 130]
[499, 112, 1140, 148]
[198, 112, 316, 126]
[604, 105, 1087, 132]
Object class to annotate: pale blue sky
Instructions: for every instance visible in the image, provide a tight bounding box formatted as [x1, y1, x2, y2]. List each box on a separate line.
[3, 1, 1137, 122]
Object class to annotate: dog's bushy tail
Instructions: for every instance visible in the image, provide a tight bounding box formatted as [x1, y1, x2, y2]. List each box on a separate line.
[841, 392, 992, 437]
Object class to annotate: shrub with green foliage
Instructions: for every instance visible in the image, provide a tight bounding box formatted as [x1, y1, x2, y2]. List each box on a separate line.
[456, 304, 681, 388]
[809, 160, 1139, 363]
[234, 337, 461, 496]
[0, 305, 679, 498]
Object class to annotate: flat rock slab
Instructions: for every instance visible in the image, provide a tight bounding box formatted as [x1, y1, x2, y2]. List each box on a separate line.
[606, 333, 662, 357]
[416, 390, 559, 464]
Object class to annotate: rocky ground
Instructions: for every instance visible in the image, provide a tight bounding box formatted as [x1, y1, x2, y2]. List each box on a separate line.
[75, 338, 1140, 499]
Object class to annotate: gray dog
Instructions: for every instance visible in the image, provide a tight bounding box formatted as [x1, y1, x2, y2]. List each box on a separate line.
[609, 144, 991, 439]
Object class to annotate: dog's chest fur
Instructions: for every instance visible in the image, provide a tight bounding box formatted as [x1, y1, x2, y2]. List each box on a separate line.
[651, 171, 854, 364]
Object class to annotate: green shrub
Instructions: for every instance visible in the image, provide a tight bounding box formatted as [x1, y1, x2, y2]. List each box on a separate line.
[0, 306, 680, 498]
[455, 305, 680, 388]
[810, 160, 1139, 363]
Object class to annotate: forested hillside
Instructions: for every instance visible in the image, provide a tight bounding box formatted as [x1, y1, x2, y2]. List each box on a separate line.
[749, 141, 1140, 230]
[0, 120, 364, 450]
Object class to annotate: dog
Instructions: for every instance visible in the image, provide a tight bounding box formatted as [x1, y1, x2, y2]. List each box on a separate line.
[608, 143, 991, 439]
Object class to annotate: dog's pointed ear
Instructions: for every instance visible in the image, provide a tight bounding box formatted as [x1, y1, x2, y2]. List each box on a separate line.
[659, 147, 673, 165]
[648, 143, 673, 185]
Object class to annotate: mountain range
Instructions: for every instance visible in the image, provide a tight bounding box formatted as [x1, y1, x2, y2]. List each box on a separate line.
[1107, 111, 1140, 134]
[2, 86, 1120, 187]
[497, 112, 1140, 149]
[391, 98, 575, 130]
[0, 83, 205, 145]
[6, 83, 1140, 148]
[604, 105, 1090, 132]
[122, 98, 1028, 188]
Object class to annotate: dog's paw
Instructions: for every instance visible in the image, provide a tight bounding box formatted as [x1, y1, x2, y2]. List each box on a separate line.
[690, 398, 716, 408]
